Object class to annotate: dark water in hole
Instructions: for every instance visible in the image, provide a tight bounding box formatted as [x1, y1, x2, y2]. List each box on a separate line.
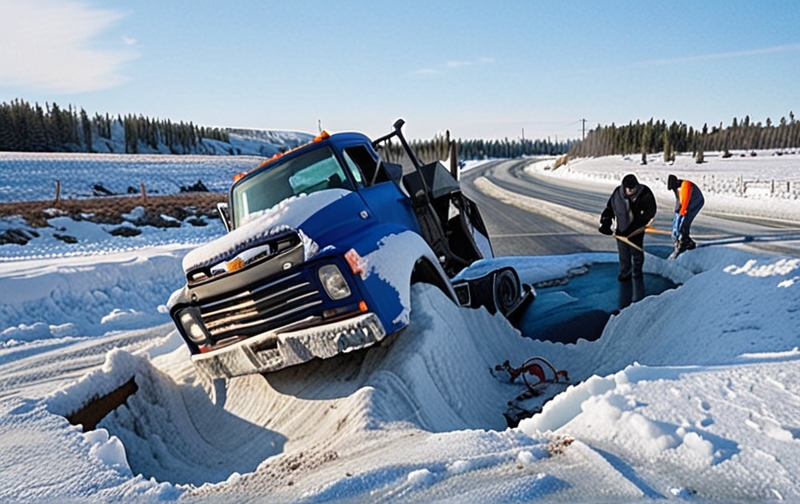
[518, 263, 677, 344]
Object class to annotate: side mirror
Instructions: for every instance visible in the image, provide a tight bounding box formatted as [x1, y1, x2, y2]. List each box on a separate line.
[216, 202, 232, 232]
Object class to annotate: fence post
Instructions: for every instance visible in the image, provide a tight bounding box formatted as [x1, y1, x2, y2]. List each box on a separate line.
[55, 180, 61, 204]
[140, 182, 147, 205]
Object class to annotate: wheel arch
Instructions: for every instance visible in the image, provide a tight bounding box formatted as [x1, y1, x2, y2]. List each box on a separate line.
[410, 256, 457, 303]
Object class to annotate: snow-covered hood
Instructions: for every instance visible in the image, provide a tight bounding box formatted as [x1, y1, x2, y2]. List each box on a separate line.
[182, 189, 350, 274]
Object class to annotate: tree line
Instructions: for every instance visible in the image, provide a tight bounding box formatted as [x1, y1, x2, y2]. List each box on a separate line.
[7, 97, 799, 163]
[569, 113, 800, 161]
[0, 99, 228, 154]
[378, 130, 573, 165]
[456, 136, 572, 160]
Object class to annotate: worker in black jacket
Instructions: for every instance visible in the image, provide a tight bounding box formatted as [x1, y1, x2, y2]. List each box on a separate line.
[598, 174, 657, 281]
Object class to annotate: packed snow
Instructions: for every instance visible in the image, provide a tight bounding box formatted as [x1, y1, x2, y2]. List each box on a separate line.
[1, 151, 800, 502]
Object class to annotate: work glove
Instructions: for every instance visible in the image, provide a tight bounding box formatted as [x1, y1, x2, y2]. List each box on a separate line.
[598, 223, 613, 236]
[671, 214, 684, 241]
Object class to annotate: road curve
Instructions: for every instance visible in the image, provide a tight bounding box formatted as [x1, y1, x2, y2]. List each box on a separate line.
[459, 159, 800, 257]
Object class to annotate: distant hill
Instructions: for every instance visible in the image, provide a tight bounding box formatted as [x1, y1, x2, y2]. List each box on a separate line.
[0, 98, 315, 156]
[88, 121, 315, 157]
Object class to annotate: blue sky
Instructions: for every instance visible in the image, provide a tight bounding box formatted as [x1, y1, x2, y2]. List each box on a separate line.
[1, 0, 798, 142]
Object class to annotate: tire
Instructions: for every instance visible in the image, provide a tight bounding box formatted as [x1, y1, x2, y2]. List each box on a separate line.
[493, 269, 521, 317]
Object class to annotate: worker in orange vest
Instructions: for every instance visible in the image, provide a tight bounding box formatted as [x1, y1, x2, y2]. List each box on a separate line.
[668, 174, 704, 257]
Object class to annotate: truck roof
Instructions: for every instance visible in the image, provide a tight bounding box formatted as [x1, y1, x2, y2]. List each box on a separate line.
[236, 131, 373, 183]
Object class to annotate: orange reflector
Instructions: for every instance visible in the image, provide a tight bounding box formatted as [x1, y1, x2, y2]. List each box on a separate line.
[227, 257, 245, 272]
[314, 131, 330, 142]
[199, 345, 212, 353]
[233, 172, 246, 182]
[359, 301, 368, 313]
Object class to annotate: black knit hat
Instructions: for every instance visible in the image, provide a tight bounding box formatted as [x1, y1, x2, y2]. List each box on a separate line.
[622, 174, 638, 189]
[667, 174, 679, 191]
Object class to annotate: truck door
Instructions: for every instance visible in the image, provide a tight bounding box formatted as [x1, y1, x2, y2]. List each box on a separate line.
[341, 144, 421, 234]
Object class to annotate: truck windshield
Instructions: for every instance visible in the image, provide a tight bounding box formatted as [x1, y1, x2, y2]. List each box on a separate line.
[232, 146, 352, 227]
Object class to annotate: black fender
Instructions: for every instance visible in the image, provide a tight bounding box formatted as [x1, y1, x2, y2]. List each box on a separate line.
[452, 267, 535, 326]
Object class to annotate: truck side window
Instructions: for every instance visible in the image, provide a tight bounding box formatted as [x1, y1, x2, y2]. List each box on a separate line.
[343, 146, 377, 186]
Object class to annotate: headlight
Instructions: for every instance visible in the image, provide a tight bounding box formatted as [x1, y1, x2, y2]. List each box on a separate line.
[179, 309, 209, 344]
[319, 264, 351, 300]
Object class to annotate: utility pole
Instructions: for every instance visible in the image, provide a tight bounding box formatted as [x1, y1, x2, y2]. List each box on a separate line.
[581, 118, 586, 141]
[521, 128, 525, 141]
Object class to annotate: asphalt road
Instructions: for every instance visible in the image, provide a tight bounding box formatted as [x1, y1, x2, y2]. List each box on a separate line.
[459, 159, 800, 257]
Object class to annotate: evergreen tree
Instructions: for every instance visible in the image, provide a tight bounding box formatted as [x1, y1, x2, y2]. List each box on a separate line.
[30, 103, 49, 151]
[80, 108, 92, 152]
[663, 129, 672, 162]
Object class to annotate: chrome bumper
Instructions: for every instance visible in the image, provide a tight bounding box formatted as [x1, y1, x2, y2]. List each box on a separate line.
[191, 313, 387, 379]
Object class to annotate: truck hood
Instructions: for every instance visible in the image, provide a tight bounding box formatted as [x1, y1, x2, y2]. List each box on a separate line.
[182, 189, 366, 275]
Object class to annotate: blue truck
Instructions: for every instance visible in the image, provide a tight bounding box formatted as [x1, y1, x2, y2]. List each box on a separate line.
[168, 119, 533, 379]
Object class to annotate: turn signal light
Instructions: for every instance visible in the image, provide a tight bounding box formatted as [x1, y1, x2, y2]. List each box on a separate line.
[227, 257, 245, 272]
[345, 248, 366, 275]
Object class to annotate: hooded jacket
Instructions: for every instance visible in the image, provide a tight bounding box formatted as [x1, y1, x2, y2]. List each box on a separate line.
[600, 180, 657, 236]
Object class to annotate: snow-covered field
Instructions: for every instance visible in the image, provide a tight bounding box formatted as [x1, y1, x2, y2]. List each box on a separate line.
[0, 152, 262, 202]
[0, 125, 314, 203]
[1, 153, 800, 502]
[529, 150, 800, 223]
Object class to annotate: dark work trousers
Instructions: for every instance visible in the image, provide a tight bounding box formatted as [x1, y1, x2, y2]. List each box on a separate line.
[619, 276, 646, 307]
[617, 232, 645, 277]
[680, 205, 702, 244]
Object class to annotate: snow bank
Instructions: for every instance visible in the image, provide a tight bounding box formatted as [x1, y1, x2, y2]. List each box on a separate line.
[0, 247, 188, 343]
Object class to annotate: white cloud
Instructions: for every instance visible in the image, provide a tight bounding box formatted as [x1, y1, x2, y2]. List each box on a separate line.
[446, 56, 494, 68]
[0, 0, 139, 93]
[415, 56, 494, 75]
[636, 43, 800, 67]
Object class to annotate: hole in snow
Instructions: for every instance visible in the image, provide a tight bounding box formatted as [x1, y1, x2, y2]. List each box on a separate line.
[518, 263, 678, 344]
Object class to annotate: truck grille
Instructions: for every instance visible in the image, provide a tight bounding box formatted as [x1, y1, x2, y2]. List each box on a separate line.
[197, 272, 323, 342]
